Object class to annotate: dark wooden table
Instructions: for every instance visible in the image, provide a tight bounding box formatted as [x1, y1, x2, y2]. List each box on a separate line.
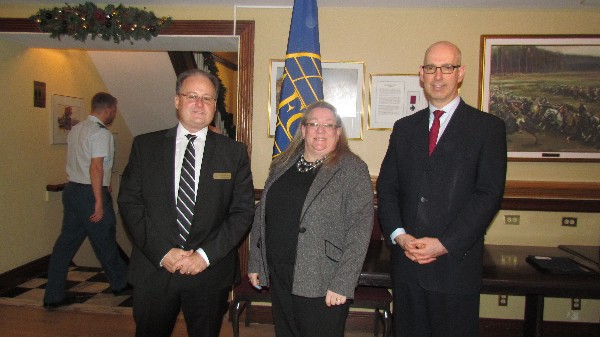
[358, 241, 600, 337]
[558, 245, 600, 270]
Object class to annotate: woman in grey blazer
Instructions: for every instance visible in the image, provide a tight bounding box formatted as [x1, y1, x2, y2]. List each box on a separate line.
[248, 101, 374, 337]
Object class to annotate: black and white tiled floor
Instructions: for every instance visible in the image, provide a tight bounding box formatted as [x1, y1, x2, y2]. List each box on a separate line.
[0, 266, 132, 314]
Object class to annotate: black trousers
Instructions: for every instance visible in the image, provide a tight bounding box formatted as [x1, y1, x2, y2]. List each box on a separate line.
[392, 279, 480, 337]
[270, 263, 350, 337]
[132, 273, 229, 337]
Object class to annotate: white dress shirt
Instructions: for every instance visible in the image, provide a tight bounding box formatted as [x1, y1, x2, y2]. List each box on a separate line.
[166, 124, 210, 265]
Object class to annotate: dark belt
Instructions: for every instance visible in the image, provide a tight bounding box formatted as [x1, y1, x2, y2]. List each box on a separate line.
[68, 181, 90, 186]
[68, 182, 109, 190]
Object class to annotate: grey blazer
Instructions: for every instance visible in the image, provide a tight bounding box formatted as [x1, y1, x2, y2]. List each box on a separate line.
[248, 152, 374, 298]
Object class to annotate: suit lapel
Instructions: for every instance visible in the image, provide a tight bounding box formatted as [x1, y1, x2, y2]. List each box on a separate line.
[195, 131, 217, 209]
[163, 126, 179, 241]
[434, 99, 468, 156]
[412, 109, 431, 163]
[299, 159, 342, 223]
[163, 127, 177, 208]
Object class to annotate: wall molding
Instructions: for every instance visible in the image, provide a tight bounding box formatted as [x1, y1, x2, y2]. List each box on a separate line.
[502, 180, 600, 212]
[255, 180, 600, 213]
[46, 180, 600, 213]
[47, 179, 600, 213]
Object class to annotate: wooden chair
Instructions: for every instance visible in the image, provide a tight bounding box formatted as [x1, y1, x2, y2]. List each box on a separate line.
[352, 210, 393, 337]
[229, 281, 271, 337]
[352, 285, 393, 337]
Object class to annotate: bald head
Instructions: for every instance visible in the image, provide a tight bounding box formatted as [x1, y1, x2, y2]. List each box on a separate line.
[424, 41, 462, 65]
[419, 41, 465, 108]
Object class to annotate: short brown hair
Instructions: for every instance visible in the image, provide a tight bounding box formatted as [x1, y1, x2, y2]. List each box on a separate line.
[175, 69, 220, 97]
[91, 92, 117, 112]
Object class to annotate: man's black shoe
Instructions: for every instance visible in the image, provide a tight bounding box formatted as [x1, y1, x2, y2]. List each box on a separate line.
[43, 295, 75, 310]
[112, 283, 133, 296]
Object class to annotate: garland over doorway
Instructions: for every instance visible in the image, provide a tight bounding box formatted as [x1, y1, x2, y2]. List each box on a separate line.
[30, 2, 172, 43]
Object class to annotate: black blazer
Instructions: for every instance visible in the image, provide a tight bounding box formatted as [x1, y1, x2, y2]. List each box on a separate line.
[377, 99, 507, 294]
[118, 127, 255, 291]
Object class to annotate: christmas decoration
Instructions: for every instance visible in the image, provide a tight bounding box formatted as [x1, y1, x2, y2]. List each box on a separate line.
[30, 2, 172, 43]
[202, 52, 236, 139]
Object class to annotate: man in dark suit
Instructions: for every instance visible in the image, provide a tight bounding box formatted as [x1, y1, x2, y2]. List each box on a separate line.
[377, 41, 507, 337]
[118, 69, 254, 337]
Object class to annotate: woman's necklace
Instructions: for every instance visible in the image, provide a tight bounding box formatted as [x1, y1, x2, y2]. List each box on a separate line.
[296, 155, 326, 173]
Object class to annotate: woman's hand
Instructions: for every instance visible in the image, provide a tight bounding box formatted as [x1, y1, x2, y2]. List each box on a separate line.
[248, 273, 261, 289]
[325, 290, 346, 307]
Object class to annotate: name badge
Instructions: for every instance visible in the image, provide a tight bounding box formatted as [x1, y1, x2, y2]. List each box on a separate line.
[213, 172, 232, 180]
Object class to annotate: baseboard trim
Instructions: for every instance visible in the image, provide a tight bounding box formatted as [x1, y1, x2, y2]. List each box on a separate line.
[0, 255, 50, 293]
[480, 318, 599, 336]
[0, 245, 128, 294]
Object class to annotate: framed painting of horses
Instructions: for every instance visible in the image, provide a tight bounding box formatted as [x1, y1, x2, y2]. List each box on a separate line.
[479, 35, 600, 161]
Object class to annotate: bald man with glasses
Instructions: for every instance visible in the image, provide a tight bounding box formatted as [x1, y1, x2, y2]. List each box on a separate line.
[377, 41, 507, 337]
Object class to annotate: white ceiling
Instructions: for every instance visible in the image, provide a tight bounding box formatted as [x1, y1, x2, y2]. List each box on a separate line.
[2, 0, 600, 9]
[0, 32, 239, 51]
[88, 51, 179, 137]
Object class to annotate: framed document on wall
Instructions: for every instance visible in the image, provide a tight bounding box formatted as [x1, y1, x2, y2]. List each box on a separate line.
[368, 74, 427, 130]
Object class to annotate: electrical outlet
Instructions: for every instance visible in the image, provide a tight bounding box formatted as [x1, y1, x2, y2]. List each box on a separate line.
[498, 295, 508, 306]
[571, 298, 581, 310]
[562, 217, 577, 227]
[504, 215, 520, 225]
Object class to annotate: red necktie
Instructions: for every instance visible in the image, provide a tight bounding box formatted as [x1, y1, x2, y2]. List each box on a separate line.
[429, 110, 445, 156]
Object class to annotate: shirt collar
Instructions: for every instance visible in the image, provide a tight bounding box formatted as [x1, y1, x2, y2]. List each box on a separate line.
[177, 123, 208, 141]
[88, 115, 105, 127]
[428, 96, 461, 115]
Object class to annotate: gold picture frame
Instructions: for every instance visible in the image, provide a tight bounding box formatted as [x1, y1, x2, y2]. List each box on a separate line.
[479, 34, 600, 161]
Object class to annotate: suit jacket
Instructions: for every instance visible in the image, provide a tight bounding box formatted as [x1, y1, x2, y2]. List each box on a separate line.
[248, 152, 374, 298]
[377, 99, 507, 294]
[118, 126, 255, 291]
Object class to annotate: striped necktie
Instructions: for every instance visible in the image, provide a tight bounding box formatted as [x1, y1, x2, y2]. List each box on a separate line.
[177, 134, 197, 244]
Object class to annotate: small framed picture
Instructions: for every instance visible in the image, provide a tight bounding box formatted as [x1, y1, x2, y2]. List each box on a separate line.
[51, 94, 83, 144]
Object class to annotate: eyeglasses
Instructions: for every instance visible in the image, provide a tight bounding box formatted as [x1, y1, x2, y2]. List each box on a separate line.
[303, 122, 340, 131]
[179, 93, 217, 104]
[421, 64, 461, 74]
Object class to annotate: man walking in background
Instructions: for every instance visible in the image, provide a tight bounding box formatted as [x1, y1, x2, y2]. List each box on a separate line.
[44, 92, 129, 309]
